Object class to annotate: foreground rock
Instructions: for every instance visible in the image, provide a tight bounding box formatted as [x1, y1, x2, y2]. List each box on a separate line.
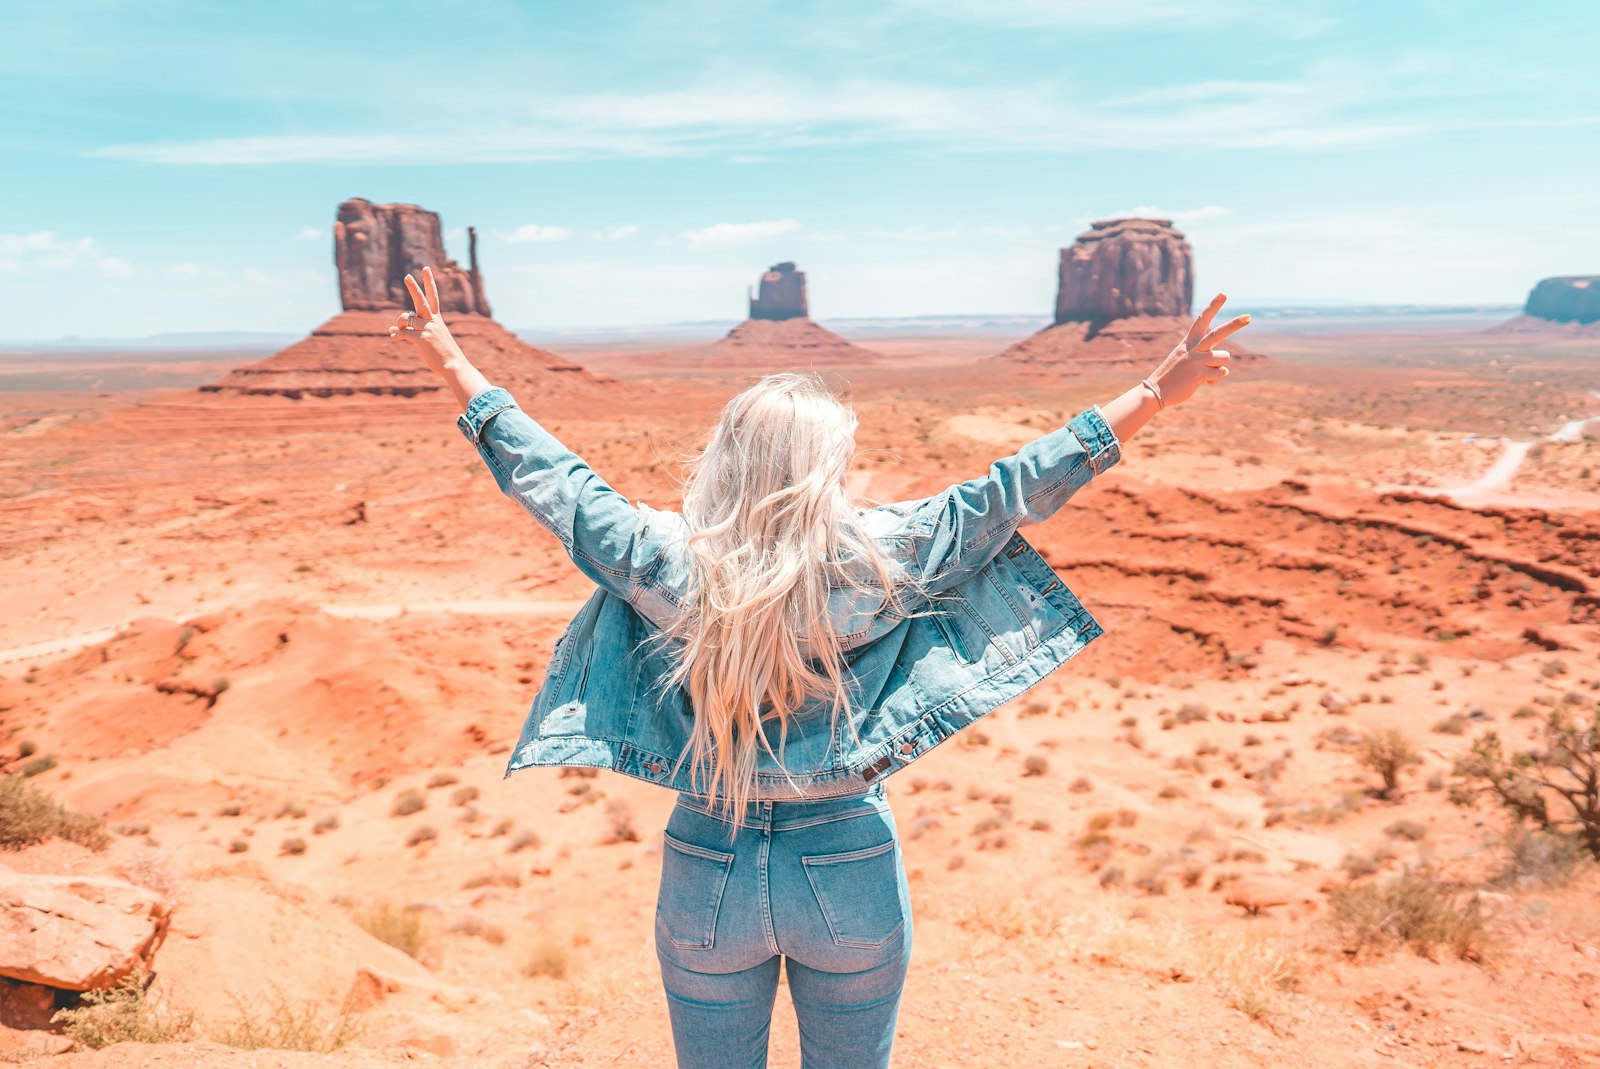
[0, 869, 171, 991]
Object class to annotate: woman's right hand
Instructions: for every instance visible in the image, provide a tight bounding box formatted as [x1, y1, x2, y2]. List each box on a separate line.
[387, 266, 465, 377]
[1145, 293, 1251, 408]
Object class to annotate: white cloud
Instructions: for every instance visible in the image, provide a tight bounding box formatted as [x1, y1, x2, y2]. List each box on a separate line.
[0, 231, 131, 277]
[294, 225, 323, 241]
[590, 224, 640, 241]
[87, 62, 1587, 166]
[680, 219, 801, 249]
[501, 224, 574, 244]
[1102, 205, 1232, 226]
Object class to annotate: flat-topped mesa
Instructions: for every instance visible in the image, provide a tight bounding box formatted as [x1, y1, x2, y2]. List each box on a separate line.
[748, 262, 809, 321]
[335, 198, 491, 317]
[1055, 218, 1193, 327]
[1525, 276, 1600, 325]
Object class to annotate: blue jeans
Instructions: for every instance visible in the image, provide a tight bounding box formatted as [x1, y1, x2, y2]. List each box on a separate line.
[654, 782, 913, 1068]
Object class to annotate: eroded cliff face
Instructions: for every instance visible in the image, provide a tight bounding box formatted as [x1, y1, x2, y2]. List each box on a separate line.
[1055, 218, 1193, 327]
[748, 262, 809, 322]
[334, 198, 491, 318]
[1524, 276, 1600, 325]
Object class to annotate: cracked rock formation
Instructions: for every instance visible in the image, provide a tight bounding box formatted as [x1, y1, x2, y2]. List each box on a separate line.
[1491, 276, 1600, 335]
[201, 199, 608, 400]
[998, 217, 1264, 373]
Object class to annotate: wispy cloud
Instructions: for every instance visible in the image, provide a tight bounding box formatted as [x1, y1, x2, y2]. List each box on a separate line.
[0, 231, 131, 277]
[501, 224, 574, 244]
[680, 219, 801, 249]
[1101, 205, 1232, 226]
[294, 225, 323, 241]
[590, 224, 640, 241]
[85, 62, 1596, 166]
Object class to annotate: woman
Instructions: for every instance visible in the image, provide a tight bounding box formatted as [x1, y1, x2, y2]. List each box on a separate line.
[392, 266, 1247, 1068]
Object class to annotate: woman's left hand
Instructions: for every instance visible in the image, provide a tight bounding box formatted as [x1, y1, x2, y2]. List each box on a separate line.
[388, 266, 464, 376]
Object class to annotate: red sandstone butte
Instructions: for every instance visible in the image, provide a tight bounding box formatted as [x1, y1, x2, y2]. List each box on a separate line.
[638, 261, 880, 369]
[200, 199, 609, 401]
[998, 217, 1265, 373]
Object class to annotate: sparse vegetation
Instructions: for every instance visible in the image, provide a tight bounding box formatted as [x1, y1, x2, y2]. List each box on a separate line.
[1450, 705, 1600, 859]
[51, 970, 195, 1049]
[1324, 868, 1488, 962]
[1355, 728, 1423, 799]
[523, 936, 570, 979]
[213, 987, 362, 1052]
[356, 901, 427, 958]
[0, 773, 109, 851]
[391, 789, 426, 817]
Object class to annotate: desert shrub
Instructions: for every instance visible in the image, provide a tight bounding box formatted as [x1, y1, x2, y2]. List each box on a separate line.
[51, 970, 195, 1048]
[19, 755, 57, 777]
[280, 836, 307, 856]
[426, 772, 459, 789]
[602, 798, 639, 844]
[523, 936, 570, 978]
[391, 789, 426, 817]
[1324, 869, 1488, 961]
[313, 814, 339, 834]
[1449, 705, 1600, 859]
[1384, 819, 1428, 842]
[448, 916, 508, 945]
[1022, 752, 1049, 777]
[405, 825, 438, 847]
[0, 774, 109, 851]
[1496, 826, 1591, 888]
[213, 987, 361, 1052]
[1355, 729, 1423, 799]
[450, 786, 480, 806]
[355, 901, 426, 958]
[1433, 713, 1468, 735]
[508, 829, 541, 853]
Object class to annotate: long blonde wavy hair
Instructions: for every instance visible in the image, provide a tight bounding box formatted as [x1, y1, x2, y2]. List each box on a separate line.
[642, 371, 933, 829]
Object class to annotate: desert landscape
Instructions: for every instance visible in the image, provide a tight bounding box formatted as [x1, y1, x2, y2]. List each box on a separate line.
[2, 201, 1599, 1069]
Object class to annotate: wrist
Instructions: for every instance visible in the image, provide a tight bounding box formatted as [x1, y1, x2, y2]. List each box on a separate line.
[1138, 377, 1167, 412]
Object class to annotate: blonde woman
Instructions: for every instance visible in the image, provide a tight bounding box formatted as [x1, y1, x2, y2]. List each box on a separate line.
[393, 266, 1248, 1068]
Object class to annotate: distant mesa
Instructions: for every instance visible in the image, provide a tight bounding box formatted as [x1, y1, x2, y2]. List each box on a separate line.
[749, 261, 808, 321]
[635, 261, 880, 368]
[201, 197, 606, 400]
[1489, 275, 1600, 335]
[996, 217, 1265, 373]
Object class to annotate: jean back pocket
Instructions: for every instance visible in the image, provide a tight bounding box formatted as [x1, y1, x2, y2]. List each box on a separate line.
[801, 839, 906, 949]
[657, 831, 735, 950]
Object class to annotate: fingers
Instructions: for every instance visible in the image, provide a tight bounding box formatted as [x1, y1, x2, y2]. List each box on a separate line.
[1201, 348, 1231, 368]
[1196, 314, 1251, 351]
[404, 273, 433, 320]
[423, 266, 441, 315]
[1185, 292, 1227, 345]
[1206, 365, 1231, 385]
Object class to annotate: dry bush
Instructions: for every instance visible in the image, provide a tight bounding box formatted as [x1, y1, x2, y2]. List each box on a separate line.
[391, 789, 426, 817]
[1384, 819, 1428, 842]
[51, 970, 195, 1049]
[312, 813, 339, 834]
[426, 772, 460, 789]
[508, 829, 541, 853]
[448, 916, 508, 945]
[213, 987, 361, 1052]
[1495, 825, 1592, 888]
[451, 786, 480, 806]
[1324, 868, 1488, 962]
[523, 936, 570, 979]
[280, 836, 307, 856]
[1355, 728, 1423, 799]
[1450, 705, 1600, 859]
[355, 901, 427, 958]
[1053, 903, 1302, 1022]
[1021, 752, 1049, 777]
[602, 798, 640, 844]
[0, 774, 109, 851]
[406, 825, 438, 847]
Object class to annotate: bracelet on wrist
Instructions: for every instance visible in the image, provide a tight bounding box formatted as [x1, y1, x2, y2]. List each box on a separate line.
[1140, 377, 1166, 410]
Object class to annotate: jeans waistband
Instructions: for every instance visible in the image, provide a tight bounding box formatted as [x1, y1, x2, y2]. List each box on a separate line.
[674, 780, 889, 825]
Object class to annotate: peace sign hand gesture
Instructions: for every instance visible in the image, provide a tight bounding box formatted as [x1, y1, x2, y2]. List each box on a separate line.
[388, 266, 465, 376]
[1144, 293, 1251, 409]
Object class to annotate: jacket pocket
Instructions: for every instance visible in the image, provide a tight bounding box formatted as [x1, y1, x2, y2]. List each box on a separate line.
[801, 839, 907, 949]
[657, 832, 735, 950]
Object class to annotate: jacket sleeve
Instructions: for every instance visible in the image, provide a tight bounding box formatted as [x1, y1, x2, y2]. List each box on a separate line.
[456, 385, 664, 604]
[892, 403, 1122, 593]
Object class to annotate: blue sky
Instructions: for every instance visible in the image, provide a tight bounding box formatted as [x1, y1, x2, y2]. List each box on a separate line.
[3, 0, 1597, 338]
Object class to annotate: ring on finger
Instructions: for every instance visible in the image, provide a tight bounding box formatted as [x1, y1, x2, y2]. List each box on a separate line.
[402, 311, 419, 329]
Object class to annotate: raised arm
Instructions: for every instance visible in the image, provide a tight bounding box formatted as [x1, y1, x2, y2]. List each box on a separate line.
[390, 268, 664, 605]
[887, 294, 1250, 592]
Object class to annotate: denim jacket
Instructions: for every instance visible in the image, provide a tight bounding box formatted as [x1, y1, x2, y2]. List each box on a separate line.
[457, 385, 1123, 800]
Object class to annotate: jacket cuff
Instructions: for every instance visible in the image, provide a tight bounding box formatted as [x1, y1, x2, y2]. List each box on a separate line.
[1068, 403, 1123, 477]
[456, 385, 517, 444]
